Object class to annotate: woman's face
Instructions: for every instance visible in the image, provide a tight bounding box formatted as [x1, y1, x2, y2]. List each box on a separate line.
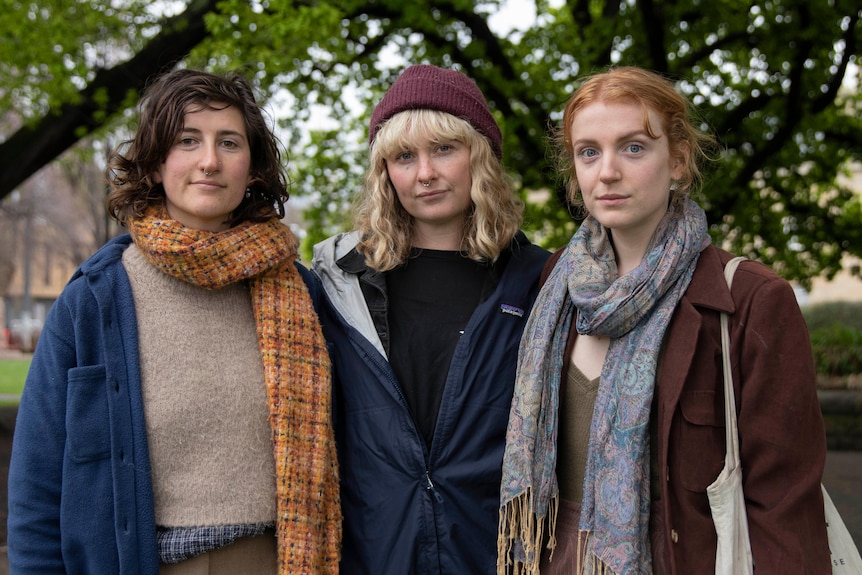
[569, 100, 682, 243]
[385, 136, 473, 246]
[156, 104, 252, 231]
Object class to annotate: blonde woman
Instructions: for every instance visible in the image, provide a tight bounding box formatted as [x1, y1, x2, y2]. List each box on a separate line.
[313, 64, 549, 574]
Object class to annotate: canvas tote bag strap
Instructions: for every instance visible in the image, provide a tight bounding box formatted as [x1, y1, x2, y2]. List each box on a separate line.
[720, 256, 747, 469]
[707, 255, 754, 575]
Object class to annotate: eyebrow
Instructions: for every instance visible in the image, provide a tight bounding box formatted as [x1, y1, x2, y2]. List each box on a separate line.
[180, 127, 247, 140]
[572, 129, 661, 147]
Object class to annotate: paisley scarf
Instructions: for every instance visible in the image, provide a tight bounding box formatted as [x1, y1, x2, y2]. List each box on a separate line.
[129, 206, 341, 573]
[498, 200, 710, 574]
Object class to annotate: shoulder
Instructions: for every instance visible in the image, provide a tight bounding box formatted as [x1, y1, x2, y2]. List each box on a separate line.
[687, 245, 793, 312]
[697, 245, 783, 283]
[71, 234, 133, 282]
[312, 231, 361, 269]
[508, 231, 551, 266]
[59, 235, 132, 302]
[40, 240, 135, 353]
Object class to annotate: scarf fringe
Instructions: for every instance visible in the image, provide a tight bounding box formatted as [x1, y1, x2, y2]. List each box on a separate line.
[496, 494, 615, 575]
[576, 530, 616, 575]
[497, 490, 558, 575]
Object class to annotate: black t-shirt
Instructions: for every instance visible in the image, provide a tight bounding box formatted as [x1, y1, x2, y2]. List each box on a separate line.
[386, 249, 493, 447]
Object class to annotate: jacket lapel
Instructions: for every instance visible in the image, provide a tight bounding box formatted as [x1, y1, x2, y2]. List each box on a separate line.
[657, 245, 735, 431]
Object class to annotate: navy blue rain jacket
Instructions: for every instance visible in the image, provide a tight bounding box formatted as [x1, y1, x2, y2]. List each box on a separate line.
[312, 231, 549, 575]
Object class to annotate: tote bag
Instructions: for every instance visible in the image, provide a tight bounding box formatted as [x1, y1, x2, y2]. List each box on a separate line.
[822, 484, 862, 571]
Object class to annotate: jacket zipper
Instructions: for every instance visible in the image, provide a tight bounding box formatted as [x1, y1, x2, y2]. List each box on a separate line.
[426, 471, 444, 503]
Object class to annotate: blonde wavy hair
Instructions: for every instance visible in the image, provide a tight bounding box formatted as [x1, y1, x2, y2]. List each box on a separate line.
[355, 109, 523, 272]
[555, 66, 719, 213]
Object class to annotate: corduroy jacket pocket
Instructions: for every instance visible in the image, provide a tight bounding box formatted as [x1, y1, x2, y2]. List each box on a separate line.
[676, 389, 725, 492]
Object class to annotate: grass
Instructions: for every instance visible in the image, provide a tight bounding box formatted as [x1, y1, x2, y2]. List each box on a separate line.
[0, 358, 30, 403]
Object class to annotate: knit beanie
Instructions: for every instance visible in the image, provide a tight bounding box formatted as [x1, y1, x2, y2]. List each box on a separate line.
[369, 64, 503, 159]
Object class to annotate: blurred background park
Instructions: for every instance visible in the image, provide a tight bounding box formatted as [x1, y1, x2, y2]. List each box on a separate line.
[1, 0, 861, 570]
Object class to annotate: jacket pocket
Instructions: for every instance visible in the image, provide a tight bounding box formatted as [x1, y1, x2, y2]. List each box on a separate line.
[675, 389, 725, 492]
[66, 365, 111, 462]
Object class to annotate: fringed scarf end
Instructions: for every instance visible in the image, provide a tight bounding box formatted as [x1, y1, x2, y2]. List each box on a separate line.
[497, 489, 558, 575]
[575, 530, 617, 575]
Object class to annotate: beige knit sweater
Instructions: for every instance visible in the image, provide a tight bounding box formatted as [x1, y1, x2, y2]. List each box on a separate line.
[123, 245, 276, 527]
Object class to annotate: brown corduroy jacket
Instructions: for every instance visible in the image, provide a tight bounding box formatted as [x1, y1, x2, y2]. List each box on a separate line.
[545, 243, 831, 574]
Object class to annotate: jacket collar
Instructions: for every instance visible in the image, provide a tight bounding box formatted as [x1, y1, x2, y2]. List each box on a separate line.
[656, 244, 737, 417]
[73, 234, 133, 280]
[682, 244, 736, 314]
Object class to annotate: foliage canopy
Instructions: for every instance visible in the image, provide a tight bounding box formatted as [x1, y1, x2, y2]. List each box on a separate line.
[1, 0, 860, 285]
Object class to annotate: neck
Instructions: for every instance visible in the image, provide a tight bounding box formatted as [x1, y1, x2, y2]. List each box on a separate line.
[412, 224, 463, 251]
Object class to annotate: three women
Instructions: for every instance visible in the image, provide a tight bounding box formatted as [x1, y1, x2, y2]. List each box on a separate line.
[8, 62, 832, 575]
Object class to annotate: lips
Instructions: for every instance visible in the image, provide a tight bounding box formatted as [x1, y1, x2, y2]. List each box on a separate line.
[193, 179, 222, 188]
[595, 194, 628, 206]
[417, 189, 446, 199]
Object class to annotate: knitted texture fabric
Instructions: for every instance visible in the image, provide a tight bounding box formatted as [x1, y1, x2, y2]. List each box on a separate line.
[129, 207, 340, 573]
[123, 247, 275, 528]
[369, 64, 503, 158]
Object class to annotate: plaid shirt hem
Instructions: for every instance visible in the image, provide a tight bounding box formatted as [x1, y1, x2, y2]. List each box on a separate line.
[157, 522, 275, 564]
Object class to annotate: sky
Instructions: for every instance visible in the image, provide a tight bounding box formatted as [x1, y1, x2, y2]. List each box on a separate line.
[489, 0, 538, 35]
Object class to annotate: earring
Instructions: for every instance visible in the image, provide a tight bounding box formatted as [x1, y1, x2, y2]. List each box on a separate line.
[670, 181, 680, 192]
[245, 187, 252, 199]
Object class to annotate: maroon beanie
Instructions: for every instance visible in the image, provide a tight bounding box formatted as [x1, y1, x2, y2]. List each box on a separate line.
[368, 64, 503, 159]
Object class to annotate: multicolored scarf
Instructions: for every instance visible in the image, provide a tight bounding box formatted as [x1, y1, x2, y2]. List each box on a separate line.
[129, 206, 341, 574]
[498, 200, 710, 574]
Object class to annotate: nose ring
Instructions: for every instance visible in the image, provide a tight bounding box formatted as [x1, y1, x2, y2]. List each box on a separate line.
[421, 181, 430, 187]
[203, 162, 221, 177]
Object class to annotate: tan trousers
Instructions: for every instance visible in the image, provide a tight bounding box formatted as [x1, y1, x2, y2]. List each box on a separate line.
[160, 533, 278, 575]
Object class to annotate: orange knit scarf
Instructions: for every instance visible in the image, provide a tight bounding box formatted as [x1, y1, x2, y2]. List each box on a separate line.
[129, 207, 340, 573]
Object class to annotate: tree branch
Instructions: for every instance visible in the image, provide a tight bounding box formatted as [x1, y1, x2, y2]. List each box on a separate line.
[0, 0, 219, 201]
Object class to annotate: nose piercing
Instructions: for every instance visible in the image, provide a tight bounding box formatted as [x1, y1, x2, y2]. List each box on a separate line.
[421, 181, 430, 187]
[203, 162, 221, 177]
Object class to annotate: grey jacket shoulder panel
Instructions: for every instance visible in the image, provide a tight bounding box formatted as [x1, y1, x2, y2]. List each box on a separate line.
[312, 231, 386, 358]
